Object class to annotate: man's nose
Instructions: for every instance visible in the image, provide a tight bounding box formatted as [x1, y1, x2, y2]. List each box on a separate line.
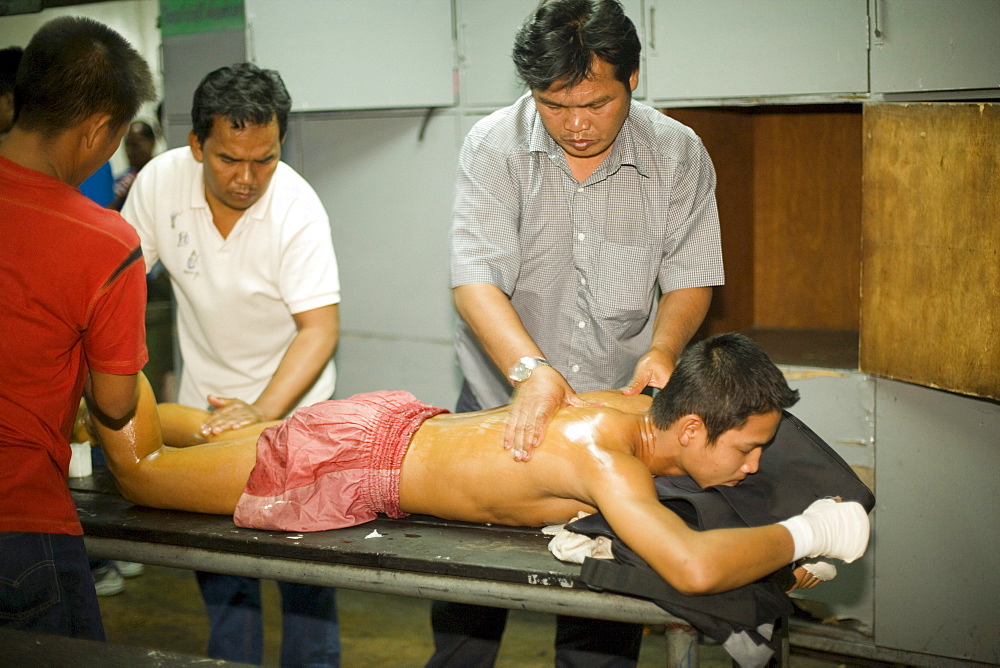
[234, 162, 253, 183]
[565, 109, 590, 132]
[741, 451, 762, 475]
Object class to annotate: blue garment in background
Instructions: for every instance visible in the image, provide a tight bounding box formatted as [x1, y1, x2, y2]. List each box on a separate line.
[79, 162, 114, 207]
[196, 572, 340, 667]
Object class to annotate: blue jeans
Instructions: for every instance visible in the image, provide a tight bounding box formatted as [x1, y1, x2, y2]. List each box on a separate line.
[196, 571, 339, 666]
[427, 382, 643, 667]
[0, 532, 105, 641]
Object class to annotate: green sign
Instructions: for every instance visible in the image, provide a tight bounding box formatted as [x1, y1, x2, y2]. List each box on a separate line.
[160, 0, 245, 37]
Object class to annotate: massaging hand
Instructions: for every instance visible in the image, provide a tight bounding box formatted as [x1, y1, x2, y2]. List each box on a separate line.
[506, 366, 588, 462]
[621, 347, 676, 396]
[200, 396, 267, 436]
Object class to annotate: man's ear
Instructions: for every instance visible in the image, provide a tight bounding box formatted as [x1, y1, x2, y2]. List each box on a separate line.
[676, 414, 705, 447]
[81, 113, 116, 149]
[0, 90, 14, 115]
[188, 131, 204, 162]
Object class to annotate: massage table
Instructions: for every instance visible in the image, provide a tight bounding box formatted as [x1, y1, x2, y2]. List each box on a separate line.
[65, 467, 783, 666]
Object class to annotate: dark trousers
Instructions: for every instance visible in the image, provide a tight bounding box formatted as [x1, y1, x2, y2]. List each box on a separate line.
[196, 571, 340, 667]
[0, 532, 105, 641]
[427, 381, 643, 667]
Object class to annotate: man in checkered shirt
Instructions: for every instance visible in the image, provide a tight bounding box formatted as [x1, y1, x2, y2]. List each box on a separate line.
[437, 0, 725, 665]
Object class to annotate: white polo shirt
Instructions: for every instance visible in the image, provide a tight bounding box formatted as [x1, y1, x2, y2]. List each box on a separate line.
[123, 147, 341, 411]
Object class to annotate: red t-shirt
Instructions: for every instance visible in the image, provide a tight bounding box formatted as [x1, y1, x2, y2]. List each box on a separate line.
[0, 156, 148, 535]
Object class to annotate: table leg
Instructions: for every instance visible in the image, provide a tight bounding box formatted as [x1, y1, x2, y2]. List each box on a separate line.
[664, 621, 699, 667]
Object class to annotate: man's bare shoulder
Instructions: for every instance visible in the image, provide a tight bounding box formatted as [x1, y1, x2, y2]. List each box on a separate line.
[546, 401, 647, 460]
[576, 390, 652, 415]
[526, 409, 652, 515]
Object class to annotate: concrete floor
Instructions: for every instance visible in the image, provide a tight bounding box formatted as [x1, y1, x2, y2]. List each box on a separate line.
[97, 564, 855, 666]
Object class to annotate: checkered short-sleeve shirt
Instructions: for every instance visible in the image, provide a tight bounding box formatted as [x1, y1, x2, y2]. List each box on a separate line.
[451, 94, 724, 409]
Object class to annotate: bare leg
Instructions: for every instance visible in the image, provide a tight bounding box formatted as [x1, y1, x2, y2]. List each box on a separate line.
[158, 402, 211, 447]
[90, 373, 265, 515]
[158, 404, 281, 448]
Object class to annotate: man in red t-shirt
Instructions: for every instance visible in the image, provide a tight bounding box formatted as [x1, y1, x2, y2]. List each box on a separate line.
[0, 17, 154, 640]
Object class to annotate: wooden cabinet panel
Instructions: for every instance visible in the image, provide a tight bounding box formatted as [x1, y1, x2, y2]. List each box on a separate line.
[668, 107, 862, 338]
[665, 109, 756, 335]
[754, 109, 863, 330]
[861, 104, 999, 399]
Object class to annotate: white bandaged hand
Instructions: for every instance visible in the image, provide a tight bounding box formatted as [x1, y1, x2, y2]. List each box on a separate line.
[801, 559, 837, 581]
[779, 498, 870, 563]
[543, 512, 613, 564]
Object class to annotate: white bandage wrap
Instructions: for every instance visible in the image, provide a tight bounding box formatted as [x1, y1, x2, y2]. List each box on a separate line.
[801, 560, 838, 581]
[779, 499, 870, 564]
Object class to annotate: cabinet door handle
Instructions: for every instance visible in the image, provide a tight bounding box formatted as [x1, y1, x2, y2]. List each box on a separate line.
[246, 22, 257, 61]
[648, 3, 656, 52]
[873, 0, 884, 38]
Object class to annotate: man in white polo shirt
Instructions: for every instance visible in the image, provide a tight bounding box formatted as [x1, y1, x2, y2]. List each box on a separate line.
[122, 62, 341, 667]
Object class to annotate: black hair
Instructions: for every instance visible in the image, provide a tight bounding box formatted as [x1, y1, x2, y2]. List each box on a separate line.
[190, 63, 291, 146]
[650, 333, 800, 442]
[14, 18, 154, 133]
[130, 120, 155, 143]
[512, 0, 640, 92]
[0, 46, 23, 95]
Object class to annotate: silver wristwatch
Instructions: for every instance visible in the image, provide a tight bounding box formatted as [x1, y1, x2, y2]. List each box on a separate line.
[508, 356, 551, 383]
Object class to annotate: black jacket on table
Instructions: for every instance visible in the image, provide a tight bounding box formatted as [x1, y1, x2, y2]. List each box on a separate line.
[568, 412, 876, 666]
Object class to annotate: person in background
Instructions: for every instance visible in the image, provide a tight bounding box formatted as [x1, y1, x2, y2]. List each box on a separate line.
[121, 62, 341, 667]
[0, 16, 154, 640]
[438, 0, 725, 664]
[108, 120, 155, 211]
[0, 46, 22, 138]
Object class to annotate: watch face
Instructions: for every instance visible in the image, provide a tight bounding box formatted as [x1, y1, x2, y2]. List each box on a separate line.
[509, 362, 530, 382]
[509, 357, 548, 383]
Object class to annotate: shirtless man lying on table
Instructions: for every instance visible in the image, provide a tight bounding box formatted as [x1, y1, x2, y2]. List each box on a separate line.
[88, 332, 869, 596]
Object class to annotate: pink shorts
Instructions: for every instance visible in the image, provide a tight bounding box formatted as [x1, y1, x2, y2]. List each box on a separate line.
[233, 391, 448, 532]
